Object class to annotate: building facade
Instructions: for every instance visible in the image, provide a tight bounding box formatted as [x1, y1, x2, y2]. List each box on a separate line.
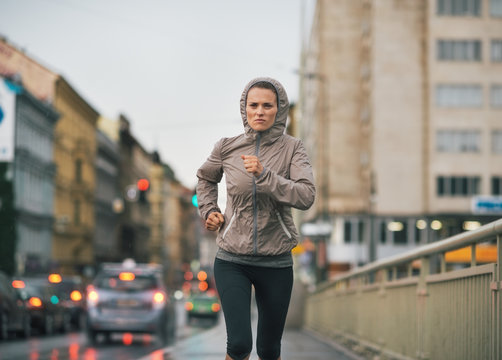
[117, 115, 153, 262]
[52, 78, 98, 274]
[299, 0, 502, 274]
[160, 165, 200, 288]
[0, 38, 99, 275]
[94, 129, 121, 262]
[0, 76, 59, 275]
[0, 37, 200, 278]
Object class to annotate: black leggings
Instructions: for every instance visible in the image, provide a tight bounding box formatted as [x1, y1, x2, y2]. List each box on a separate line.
[214, 258, 293, 360]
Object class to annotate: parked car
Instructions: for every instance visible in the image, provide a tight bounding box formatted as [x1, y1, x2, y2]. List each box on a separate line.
[0, 271, 31, 340]
[185, 289, 221, 325]
[86, 259, 176, 345]
[49, 274, 87, 330]
[14, 276, 72, 335]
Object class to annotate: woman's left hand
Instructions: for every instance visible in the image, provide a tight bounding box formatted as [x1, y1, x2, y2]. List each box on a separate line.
[241, 155, 263, 177]
[205, 211, 225, 232]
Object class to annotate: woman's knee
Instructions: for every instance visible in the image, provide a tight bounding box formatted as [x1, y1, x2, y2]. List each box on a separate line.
[226, 354, 250, 360]
[227, 339, 252, 360]
[256, 344, 280, 360]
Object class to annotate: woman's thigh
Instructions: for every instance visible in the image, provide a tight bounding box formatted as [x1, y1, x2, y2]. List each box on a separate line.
[214, 258, 253, 359]
[252, 266, 293, 359]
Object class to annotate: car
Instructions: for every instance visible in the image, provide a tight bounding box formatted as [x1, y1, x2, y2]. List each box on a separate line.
[185, 289, 221, 325]
[14, 276, 72, 335]
[0, 271, 31, 340]
[86, 259, 176, 345]
[49, 274, 87, 330]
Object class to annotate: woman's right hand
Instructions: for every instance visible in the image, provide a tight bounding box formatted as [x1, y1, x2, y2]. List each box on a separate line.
[205, 212, 225, 231]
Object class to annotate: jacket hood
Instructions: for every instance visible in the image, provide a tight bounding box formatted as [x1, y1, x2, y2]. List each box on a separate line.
[240, 77, 289, 143]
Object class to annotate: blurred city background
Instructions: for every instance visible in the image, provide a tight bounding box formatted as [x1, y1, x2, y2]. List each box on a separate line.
[0, 0, 501, 359]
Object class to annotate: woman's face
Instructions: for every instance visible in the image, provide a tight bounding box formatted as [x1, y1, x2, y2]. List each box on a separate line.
[246, 87, 278, 132]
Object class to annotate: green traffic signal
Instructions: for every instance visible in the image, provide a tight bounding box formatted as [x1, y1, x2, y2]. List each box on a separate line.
[192, 193, 198, 207]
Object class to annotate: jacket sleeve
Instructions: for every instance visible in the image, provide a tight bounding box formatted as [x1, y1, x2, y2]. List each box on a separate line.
[196, 138, 224, 220]
[255, 139, 316, 210]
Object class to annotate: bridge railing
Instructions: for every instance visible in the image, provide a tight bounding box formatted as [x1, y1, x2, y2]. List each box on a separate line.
[304, 218, 502, 360]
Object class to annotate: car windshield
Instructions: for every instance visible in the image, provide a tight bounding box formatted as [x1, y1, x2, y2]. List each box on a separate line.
[96, 274, 157, 291]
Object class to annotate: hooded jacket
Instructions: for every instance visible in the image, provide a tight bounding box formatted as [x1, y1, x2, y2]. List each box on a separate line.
[196, 77, 316, 257]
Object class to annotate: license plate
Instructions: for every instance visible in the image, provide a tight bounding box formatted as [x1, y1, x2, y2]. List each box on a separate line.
[116, 299, 139, 307]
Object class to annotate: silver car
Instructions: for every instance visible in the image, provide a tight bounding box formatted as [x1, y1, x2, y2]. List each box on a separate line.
[86, 260, 176, 345]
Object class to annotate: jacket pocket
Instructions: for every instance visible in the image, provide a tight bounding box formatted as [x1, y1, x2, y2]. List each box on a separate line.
[221, 211, 237, 240]
[275, 210, 292, 239]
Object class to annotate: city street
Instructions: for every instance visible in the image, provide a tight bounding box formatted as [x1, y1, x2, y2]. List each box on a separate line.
[0, 300, 213, 360]
[1, 1, 501, 359]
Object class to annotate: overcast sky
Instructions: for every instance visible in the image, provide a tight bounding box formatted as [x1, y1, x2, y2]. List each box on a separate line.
[0, 0, 315, 188]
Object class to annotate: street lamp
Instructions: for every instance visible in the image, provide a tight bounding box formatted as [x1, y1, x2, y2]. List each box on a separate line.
[112, 198, 124, 214]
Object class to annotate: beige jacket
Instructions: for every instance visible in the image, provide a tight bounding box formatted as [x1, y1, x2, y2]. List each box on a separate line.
[196, 77, 315, 256]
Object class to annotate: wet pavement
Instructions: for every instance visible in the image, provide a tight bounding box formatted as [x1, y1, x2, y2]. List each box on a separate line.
[138, 317, 360, 360]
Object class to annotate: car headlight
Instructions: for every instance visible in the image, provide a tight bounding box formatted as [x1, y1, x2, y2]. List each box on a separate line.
[152, 291, 166, 310]
[87, 290, 99, 307]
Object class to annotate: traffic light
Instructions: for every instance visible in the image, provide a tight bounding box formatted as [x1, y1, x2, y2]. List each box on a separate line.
[137, 178, 149, 203]
[192, 189, 198, 207]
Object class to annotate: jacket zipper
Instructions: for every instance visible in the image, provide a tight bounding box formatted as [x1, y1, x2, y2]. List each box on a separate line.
[222, 211, 236, 239]
[253, 133, 261, 254]
[275, 210, 292, 239]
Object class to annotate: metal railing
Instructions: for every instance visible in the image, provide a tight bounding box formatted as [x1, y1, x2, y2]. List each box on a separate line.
[304, 218, 502, 360]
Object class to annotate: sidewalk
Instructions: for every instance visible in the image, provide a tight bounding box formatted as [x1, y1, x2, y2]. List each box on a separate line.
[139, 317, 360, 360]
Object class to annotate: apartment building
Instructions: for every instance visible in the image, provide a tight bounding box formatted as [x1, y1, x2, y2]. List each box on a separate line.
[0, 39, 99, 275]
[116, 115, 153, 262]
[299, 0, 502, 273]
[0, 76, 59, 275]
[94, 129, 121, 262]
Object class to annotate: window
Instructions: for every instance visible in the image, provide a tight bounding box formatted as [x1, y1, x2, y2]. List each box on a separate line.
[437, 176, 445, 195]
[491, 85, 502, 108]
[342, 219, 365, 244]
[74, 200, 80, 225]
[491, 0, 502, 16]
[75, 159, 83, 183]
[437, 0, 481, 16]
[493, 130, 502, 154]
[437, 40, 482, 61]
[436, 84, 483, 107]
[437, 176, 481, 196]
[492, 40, 502, 62]
[379, 221, 387, 244]
[415, 221, 426, 244]
[344, 220, 352, 243]
[492, 176, 502, 195]
[358, 221, 364, 244]
[393, 221, 408, 245]
[436, 130, 481, 152]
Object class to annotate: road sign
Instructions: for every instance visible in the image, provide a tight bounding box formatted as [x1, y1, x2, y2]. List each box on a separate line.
[471, 196, 502, 214]
[125, 185, 139, 201]
[301, 222, 332, 236]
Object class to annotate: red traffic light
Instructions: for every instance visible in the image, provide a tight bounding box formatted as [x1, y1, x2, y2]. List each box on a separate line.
[137, 178, 149, 191]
